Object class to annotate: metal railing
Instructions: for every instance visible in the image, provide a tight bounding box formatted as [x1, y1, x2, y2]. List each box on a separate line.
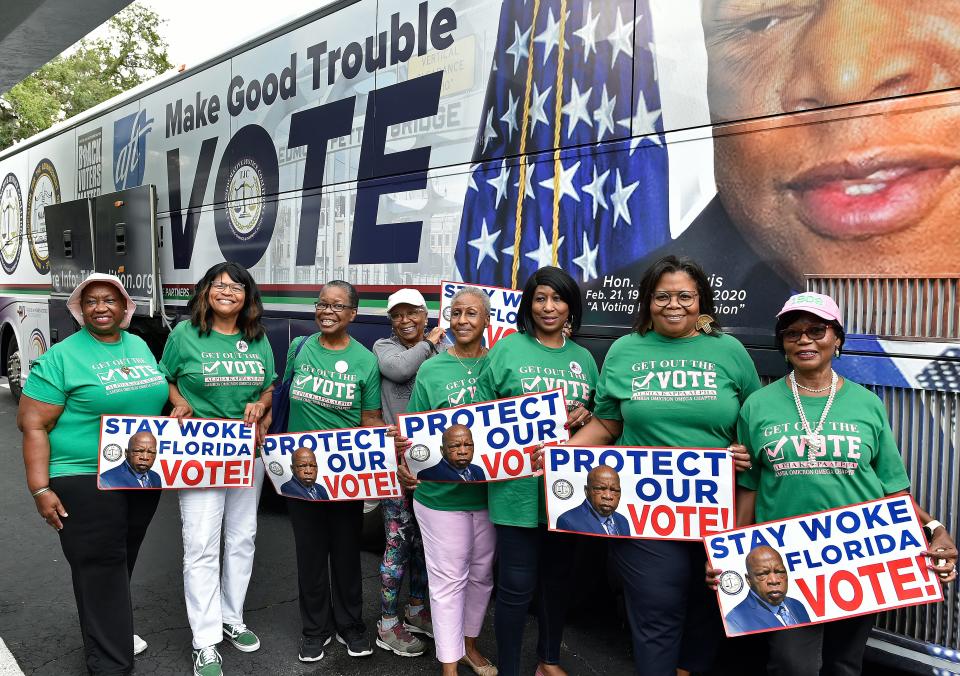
[806, 275, 960, 340]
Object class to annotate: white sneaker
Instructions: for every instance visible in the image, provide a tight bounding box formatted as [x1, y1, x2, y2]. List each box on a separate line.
[133, 634, 147, 656]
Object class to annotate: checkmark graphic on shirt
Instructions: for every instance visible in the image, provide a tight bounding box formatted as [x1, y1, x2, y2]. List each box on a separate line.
[521, 376, 541, 392]
[203, 362, 219, 374]
[448, 389, 467, 406]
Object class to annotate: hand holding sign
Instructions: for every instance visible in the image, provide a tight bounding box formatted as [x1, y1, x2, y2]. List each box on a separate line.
[398, 390, 568, 482]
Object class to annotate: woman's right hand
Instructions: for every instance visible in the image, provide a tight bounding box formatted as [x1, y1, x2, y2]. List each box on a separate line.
[397, 460, 419, 491]
[425, 326, 446, 346]
[35, 490, 67, 531]
[170, 403, 193, 425]
[705, 562, 722, 590]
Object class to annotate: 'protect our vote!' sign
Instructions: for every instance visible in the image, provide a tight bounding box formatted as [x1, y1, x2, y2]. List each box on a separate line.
[438, 280, 522, 347]
[98, 415, 256, 489]
[398, 389, 568, 482]
[706, 495, 942, 637]
[261, 426, 401, 501]
[544, 446, 735, 540]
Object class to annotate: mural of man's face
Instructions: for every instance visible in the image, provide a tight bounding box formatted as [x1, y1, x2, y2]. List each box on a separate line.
[126, 432, 158, 473]
[702, 0, 960, 285]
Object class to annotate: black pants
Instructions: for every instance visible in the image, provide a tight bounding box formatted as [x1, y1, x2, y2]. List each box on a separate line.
[612, 538, 723, 676]
[494, 524, 576, 676]
[50, 475, 160, 676]
[286, 498, 365, 638]
[766, 615, 875, 676]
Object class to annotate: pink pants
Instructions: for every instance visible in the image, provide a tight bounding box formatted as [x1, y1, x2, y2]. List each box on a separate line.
[414, 500, 497, 663]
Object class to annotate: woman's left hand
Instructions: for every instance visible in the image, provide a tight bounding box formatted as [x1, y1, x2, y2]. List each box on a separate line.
[256, 410, 272, 446]
[728, 443, 751, 473]
[565, 403, 592, 430]
[243, 401, 266, 425]
[927, 529, 959, 583]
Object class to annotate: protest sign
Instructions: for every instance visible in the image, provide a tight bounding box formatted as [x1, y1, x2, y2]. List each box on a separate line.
[544, 446, 735, 540]
[398, 389, 568, 482]
[438, 280, 522, 347]
[706, 495, 942, 636]
[98, 415, 255, 489]
[261, 426, 400, 501]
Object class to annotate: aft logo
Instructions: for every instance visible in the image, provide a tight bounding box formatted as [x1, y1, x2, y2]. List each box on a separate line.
[113, 110, 154, 191]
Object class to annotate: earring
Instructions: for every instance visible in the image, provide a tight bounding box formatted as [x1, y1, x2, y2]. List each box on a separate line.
[785, 354, 789, 363]
[835, 348, 840, 358]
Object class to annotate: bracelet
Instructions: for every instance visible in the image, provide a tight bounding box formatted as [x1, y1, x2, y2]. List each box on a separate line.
[31, 486, 51, 498]
[924, 519, 945, 540]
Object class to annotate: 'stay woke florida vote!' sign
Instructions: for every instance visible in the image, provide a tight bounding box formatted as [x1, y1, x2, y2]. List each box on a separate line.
[98, 416, 256, 489]
[706, 495, 943, 637]
[398, 390, 568, 482]
[261, 426, 400, 501]
[438, 280, 522, 347]
[544, 446, 735, 540]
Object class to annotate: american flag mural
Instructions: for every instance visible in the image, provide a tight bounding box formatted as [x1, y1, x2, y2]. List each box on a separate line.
[456, 0, 668, 288]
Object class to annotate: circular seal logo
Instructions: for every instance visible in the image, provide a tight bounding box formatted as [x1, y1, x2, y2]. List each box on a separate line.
[224, 158, 265, 242]
[409, 444, 430, 462]
[335, 360, 348, 374]
[26, 159, 59, 274]
[442, 306, 452, 321]
[0, 173, 23, 274]
[29, 329, 47, 359]
[102, 443, 123, 463]
[718, 571, 744, 595]
[569, 361, 582, 375]
[268, 461, 284, 477]
[236, 340, 248, 353]
[552, 479, 574, 500]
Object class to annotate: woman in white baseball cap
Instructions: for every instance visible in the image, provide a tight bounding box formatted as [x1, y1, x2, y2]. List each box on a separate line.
[18, 272, 169, 674]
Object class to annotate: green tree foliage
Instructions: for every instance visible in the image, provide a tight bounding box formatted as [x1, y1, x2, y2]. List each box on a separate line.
[0, 3, 172, 150]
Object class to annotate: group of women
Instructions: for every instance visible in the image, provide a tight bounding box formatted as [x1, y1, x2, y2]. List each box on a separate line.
[18, 254, 958, 676]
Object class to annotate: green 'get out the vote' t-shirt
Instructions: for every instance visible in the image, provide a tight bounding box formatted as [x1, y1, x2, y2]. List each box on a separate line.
[408, 350, 489, 512]
[159, 320, 276, 419]
[737, 378, 911, 523]
[284, 334, 381, 433]
[593, 331, 761, 448]
[476, 331, 600, 528]
[24, 329, 169, 477]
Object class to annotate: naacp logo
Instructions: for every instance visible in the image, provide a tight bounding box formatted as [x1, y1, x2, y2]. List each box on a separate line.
[102, 444, 123, 463]
[552, 479, 574, 500]
[268, 461, 284, 477]
[718, 571, 744, 595]
[409, 445, 430, 462]
[236, 340, 249, 353]
[26, 159, 59, 274]
[224, 159, 265, 242]
[0, 173, 23, 274]
[113, 110, 153, 191]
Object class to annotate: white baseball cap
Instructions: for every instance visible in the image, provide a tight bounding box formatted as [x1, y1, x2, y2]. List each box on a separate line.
[386, 288, 426, 312]
[66, 272, 136, 329]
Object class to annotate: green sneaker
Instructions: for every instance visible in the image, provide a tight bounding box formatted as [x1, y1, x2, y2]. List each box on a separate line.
[222, 623, 260, 652]
[192, 646, 222, 676]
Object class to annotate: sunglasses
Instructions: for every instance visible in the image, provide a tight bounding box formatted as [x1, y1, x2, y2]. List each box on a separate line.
[781, 325, 829, 342]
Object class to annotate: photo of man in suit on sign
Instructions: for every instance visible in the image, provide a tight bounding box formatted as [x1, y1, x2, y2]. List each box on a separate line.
[415, 424, 486, 481]
[281, 447, 330, 501]
[725, 545, 812, 634]
[556, 465, 630, 536]
[99, 431, 163, 489]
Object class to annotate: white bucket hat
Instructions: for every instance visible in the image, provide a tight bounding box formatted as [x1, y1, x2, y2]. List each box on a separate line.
[66, 273, 137, 329]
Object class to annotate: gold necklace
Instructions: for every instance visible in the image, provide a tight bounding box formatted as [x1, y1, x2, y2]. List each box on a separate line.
[88, 329, 130, 374]
[449, 345, 486, 375]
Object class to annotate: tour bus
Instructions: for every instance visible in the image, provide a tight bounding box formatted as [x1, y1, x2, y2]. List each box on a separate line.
[0, 0, 958, 670]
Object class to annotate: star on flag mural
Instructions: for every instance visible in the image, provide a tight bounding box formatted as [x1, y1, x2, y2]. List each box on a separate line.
[456, 0, 669, 289]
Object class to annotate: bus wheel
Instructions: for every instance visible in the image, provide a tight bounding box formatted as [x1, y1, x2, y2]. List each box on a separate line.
[5, 338, 21, 402]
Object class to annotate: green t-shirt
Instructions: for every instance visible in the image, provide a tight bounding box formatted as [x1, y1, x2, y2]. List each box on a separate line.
[24, 329, 168, 477]
[408, 351, 489, 512]
[737, 378, 911, 522]
[476, 331, 600, 528]
[593, 331, 761, 448]
[283, 334, 381, 433]
[159, 320, 276, 419]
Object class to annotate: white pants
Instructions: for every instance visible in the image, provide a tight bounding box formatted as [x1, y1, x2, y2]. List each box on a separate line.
[179, 460, 264, 649]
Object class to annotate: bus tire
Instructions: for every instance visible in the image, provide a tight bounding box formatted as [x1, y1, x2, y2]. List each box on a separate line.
[5, 335, 22, 402]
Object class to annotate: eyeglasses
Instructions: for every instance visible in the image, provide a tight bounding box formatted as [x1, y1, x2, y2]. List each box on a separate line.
[389, 309, 425, 322]
[782, 325, 829, 342]
[315, 302, 356, 312]
[83, 297, 119, 307]
[211, 282, 245, 294]
[652, 291, 698, 307]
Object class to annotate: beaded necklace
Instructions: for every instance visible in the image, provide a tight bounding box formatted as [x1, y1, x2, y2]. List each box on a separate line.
[789, 370, 837, 453]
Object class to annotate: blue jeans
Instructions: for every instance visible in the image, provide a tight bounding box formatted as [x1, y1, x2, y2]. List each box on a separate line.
[494, 524, 575, 676]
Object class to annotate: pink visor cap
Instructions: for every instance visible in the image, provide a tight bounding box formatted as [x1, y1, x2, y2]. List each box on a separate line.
[776, 292, 843, 327]
[66, 272, 137, 329]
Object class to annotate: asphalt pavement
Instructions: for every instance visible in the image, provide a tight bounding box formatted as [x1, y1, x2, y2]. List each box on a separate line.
[0, 387, 635, 675]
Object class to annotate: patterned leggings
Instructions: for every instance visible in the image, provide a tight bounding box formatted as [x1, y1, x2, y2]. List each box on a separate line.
[379, 494, 428, 616]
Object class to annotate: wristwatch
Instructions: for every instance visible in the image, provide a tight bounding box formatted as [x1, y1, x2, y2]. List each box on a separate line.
[924, 519, 944, 542]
